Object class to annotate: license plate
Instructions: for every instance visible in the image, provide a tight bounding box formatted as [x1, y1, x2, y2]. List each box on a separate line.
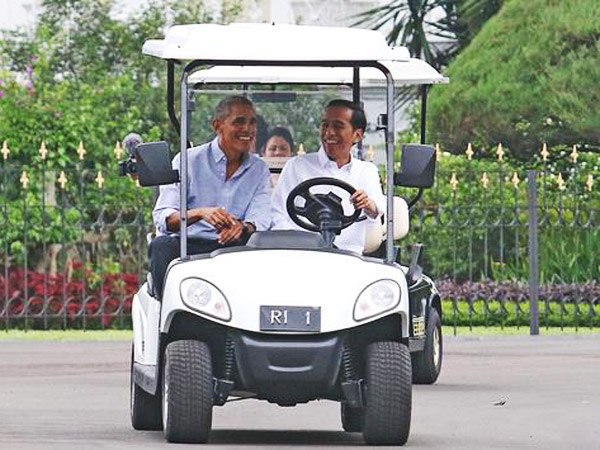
[260, 306, 321, 332]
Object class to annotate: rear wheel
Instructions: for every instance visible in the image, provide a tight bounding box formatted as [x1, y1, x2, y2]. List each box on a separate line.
[412, 308, 443, 384]
[162, 340, 213, 443]
[362, 341, 412, 446]
[341, 403, 363, 432]
[130, 345, 162, 430]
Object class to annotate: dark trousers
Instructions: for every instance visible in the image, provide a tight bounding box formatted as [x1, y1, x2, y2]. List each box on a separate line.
[148, 235, 242, 301]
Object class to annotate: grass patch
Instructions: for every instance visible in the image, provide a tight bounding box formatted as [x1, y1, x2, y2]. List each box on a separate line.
[0, 327, 597, 341]
[0, 329, 132, 341]
[446, 326, 600, 336]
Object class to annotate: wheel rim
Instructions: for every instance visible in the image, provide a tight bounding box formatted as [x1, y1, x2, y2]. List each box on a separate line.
[432, 326, 440, 367]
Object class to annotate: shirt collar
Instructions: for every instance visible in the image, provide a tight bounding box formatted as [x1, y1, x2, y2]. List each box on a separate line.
[211, 137, 251, 167]
[317, 145, 354, 169]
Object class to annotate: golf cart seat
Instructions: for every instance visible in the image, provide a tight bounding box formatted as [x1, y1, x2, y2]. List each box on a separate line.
[363, 196, 409, 254]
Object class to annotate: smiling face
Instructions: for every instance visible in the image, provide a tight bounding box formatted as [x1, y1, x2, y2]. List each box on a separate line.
[320, 106, 363, 166]
[213, 102, 257, 156]
[263, 136, 292, 157]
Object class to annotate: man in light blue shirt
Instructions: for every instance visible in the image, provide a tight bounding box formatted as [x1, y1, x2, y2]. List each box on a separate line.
[150, 96, 272, 299]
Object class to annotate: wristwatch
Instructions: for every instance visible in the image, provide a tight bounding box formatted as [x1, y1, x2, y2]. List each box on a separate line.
[240, 221, 256, 238]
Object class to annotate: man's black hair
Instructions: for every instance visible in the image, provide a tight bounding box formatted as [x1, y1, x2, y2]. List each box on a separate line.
[264, 126, 295, 154]
[326, 99, 367, 133]
[214, 95, 255, 121]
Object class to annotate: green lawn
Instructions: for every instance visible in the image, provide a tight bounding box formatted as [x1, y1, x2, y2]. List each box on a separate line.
[0, 329, 133, 341]
[0, 327, 598, 341]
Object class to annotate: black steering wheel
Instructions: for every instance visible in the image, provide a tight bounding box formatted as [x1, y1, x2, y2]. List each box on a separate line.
[286, 177, 364, 233]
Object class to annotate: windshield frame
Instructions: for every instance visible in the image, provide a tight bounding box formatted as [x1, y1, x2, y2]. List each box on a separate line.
[172, 59, 423, 265]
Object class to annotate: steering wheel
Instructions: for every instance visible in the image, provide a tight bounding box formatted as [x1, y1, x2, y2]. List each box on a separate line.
[286, 177, 364, 233]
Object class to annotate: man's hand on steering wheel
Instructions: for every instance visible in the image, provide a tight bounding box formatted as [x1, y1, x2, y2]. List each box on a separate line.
[350, 189, 378, 218]
[286, 177, 367, 233]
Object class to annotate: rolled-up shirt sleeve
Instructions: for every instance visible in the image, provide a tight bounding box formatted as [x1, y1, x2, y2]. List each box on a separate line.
[243, 162, 272, 231]
[152, 153, 181, 234]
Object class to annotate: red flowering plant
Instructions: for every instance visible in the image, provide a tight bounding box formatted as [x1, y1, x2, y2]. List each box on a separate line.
[0, 261, 140, 329]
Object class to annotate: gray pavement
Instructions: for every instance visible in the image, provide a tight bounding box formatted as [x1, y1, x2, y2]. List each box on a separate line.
[1, 335, 599, 449]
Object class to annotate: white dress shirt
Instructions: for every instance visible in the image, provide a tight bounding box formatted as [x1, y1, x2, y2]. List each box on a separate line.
[272, 146, 386, 254]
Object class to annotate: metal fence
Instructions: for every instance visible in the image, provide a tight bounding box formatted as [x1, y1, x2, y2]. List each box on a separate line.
[0, 141, 153, 330]
[403, 144, 600, 333]
[1, 141, 599, 331]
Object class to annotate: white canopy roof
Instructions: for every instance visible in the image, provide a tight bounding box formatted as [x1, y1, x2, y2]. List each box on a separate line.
[142, 23, 410, 62]
[188, 60, 448, 86]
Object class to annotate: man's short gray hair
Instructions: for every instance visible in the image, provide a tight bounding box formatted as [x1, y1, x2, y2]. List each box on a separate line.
[213, 95, 254, 121]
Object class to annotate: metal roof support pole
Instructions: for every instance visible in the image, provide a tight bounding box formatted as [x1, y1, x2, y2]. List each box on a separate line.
[167, 61, 181, 137]
[384, 69, 395, 264]
[420, 85, 429, 144]
[179, 71, 190, 259]
[352, 67, 364, 160]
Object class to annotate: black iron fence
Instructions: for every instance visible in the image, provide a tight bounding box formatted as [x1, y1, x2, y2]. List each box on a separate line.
[1, 141, 599, 331]
[400, 144, 600, 332]
[0, 141, 153, 330]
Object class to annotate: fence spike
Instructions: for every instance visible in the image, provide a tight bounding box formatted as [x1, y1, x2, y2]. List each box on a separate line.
[367, 144, 375, 162]
[481, 172, 490, 189]
[586, 174, 593, 192]
[496, 143, 504, 162]
[77, 141, 86, 160]
[511, 172, 520, 189]
[1, 141, 9, 160]
[114, 141, 124, 160]
[20, 169, 30, 189]
[297, 143, 306, 156]
[57, 171, 68, 189]
[557, 173, 566, 191]
[465, 142, 474, 160]
[39, 141, 48, 160]
[435, 143, 441, 161]
[541, 142, 549, 162]
[450, 173, 459, 191]
[95, 171, 105, 189]
[571, 144, 578, 164]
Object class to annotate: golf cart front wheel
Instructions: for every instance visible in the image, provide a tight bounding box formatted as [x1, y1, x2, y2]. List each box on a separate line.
[412, 308, 443, 384]
[130, 345, 162, 430]
[362, 341, 412, 446]
[162, 340, 213, 443]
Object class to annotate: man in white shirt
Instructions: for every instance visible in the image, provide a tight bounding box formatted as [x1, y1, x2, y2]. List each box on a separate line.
[271, 99, 385, 254]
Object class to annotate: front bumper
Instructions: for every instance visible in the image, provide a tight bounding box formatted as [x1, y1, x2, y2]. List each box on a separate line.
[233, 332, 343, 405]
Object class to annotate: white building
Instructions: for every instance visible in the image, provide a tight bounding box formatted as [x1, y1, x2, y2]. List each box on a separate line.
[246, 0, 381, 26]
[0, 0, 42, 32]
[0, 0, 383, 31]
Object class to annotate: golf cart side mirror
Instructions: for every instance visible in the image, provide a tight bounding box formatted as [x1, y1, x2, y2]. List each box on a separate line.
[394, 144, 436, 188]
[134, 141, 180, 187]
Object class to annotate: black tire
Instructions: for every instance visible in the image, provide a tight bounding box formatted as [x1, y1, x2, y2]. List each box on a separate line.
[162, 340, 213, 443]
[130, 345, 162, 431]
[362, 341, 412, 446]
[412, 308, 443, 384]
[341, 403, 363, 432]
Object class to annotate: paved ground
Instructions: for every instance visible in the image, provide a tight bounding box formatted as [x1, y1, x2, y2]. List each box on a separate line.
[1, 335, 599, 449]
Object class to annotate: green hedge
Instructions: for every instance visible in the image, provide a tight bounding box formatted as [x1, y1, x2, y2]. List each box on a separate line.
[428, 0, 600, 159]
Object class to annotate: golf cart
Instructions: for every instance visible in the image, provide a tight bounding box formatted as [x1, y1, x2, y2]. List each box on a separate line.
[129, 23, 447, 445]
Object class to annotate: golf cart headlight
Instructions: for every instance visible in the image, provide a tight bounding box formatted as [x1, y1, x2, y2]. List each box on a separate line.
[353, 279, 400, 321]
[180, 278, 231, 321]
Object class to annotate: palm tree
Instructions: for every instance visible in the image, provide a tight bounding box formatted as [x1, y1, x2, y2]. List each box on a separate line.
[353, 0, 504, 69]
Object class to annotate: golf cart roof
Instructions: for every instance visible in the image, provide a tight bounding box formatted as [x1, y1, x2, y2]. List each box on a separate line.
[188, 60, 448, 86]
[142, 23, 409, 62]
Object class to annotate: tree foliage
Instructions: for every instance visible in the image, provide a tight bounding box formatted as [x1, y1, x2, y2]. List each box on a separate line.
[427, 0, 600, 159]
[0, 0, 242, 268]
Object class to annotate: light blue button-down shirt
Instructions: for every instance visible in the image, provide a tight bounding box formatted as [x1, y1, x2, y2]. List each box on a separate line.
[153, 137, 272, 240]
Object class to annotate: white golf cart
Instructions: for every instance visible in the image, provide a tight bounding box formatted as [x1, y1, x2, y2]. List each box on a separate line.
[128, 23, 447, 446]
